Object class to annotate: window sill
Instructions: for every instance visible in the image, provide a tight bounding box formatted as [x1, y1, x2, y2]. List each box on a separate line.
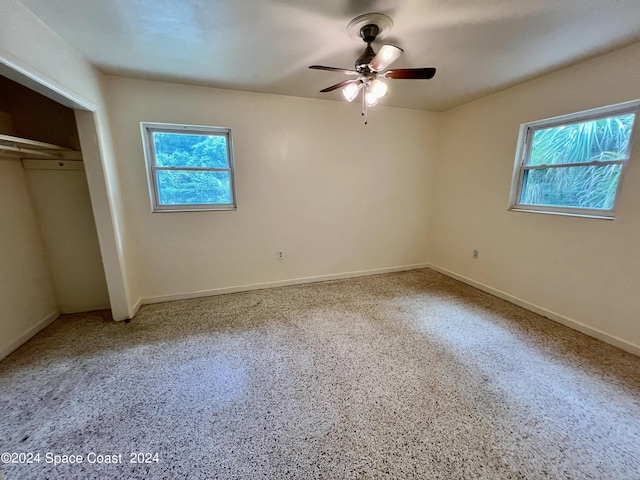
[152, 205, 237, 213]
[508, 207, 614, 220]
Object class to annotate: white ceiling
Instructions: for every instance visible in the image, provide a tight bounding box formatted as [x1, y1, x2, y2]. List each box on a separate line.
[19, 0, 640, 111]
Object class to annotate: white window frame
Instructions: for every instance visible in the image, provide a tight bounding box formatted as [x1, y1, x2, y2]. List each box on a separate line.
[140, 122, 237, 212]
[509, 100, 640, 219]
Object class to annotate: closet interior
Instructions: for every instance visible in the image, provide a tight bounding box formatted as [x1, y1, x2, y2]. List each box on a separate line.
[1, 74, 109, 352]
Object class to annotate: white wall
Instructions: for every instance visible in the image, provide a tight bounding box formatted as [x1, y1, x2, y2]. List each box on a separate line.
[104, 76, 437, 302]
[26, 168, 110, 313]
[0, 158, 58, 359]
[430, 42, 640, 354]
[0, 0, 136, 319]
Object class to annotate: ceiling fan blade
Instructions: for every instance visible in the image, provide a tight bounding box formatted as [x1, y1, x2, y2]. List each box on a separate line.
[369, 44, 404, 72]
[319, 79, 359, 93]
[384, 68, 436, 80]
[309, 65, 359, 75]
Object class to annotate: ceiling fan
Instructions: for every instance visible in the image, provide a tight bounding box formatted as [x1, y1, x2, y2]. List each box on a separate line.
[309, 13, 436, 124]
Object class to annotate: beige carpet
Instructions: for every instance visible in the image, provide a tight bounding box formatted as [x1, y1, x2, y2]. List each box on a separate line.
[1, 269, 639, 479]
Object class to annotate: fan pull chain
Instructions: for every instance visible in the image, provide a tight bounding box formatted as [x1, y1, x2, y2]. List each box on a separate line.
[362, 84, 368, 125]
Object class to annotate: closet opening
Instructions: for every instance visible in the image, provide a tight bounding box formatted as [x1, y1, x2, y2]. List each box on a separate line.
[0, 74, 110, 319]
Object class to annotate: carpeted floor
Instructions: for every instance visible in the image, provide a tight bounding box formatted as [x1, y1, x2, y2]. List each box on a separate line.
[1, 269, 639, 479]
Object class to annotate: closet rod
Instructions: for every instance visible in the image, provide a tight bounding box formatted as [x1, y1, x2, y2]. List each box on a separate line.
[0, 144, 61, 158]
[0, 133, 73, 151]
[0, 133, 81, 159]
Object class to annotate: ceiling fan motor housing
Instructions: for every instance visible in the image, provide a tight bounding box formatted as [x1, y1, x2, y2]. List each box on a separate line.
[356, 45, 377, 72]
[359, 24, 379, 43]
[355, 24, 380, 72]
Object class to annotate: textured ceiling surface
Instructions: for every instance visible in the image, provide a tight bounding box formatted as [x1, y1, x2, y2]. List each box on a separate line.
[19, 0, 640, 111]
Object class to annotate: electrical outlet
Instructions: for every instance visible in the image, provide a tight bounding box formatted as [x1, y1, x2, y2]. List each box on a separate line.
[473, 249, 479, 260]
[277, 250, 284, 260]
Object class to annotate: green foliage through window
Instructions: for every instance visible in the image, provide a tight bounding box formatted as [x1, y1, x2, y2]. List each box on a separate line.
[521, 164, 622, 209]
[141, 124, 236, 211]
[152, 133, 229, 168]
[511, 102, 638, 217]
[156, 170, 232, 205]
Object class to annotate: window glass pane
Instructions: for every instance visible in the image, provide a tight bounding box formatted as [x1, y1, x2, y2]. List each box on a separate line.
[156, 170, 232, 205]
[520, 164, 622, 209]
[528, 114, 635, 166]
[152, 132, 229, 168]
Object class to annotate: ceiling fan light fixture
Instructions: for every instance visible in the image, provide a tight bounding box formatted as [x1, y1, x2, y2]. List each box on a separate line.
[370, 79, 388, 99]
[369, 44, 404, 72]
[342, 82, 362, 102]
[365, 90, 379, 107]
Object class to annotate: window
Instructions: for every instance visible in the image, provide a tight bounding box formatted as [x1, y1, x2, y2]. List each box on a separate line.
[509, 100, 639, 218]
[141, 122, 236, 212]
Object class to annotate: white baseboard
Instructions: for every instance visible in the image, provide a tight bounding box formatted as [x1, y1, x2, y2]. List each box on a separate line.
[128, 297, 143, 320]
[428, 264, 640, 357]
[60, 303, 111, 315]
[0, 309, 60, 361]
[140, 263, 431, 306]
[107, 298, 142, 322]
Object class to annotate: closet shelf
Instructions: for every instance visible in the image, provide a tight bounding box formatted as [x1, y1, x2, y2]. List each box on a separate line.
[0, 133, 82, 160]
